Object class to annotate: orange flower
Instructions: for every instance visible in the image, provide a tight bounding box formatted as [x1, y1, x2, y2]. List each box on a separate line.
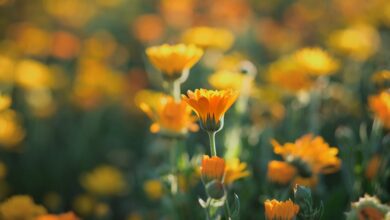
[135, 90, 198, 135]
[146, 44, 203, 81]
[182, 89, 238, 132]
[224, 158, 250, 185]
[267, 160, 297, 185]
[272, 134, 341, 175]
[36, 212, 79, 220]
[133, 14, 165, 43]
[200, 155, 225, 182]
[369, 91, 390, 128]
[365, 154, 381, 180]
[264, 199, 299, 220]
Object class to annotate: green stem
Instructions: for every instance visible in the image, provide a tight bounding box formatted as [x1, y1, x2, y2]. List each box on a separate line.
[169, 138, 178, 195]
[224, 200, 232, 219]
[208, 132, 217, 156]
[168, 80, 181, 102]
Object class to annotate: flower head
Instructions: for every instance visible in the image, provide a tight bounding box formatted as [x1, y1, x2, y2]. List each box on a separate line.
[224, 158, 250, 185]
[81, 165, 127, 196]
[182, 89, 238, 132]
[365, 154, 382, 180]
[146, 44, 203, 81]
[0, 109, 25, 149]
[135, 90, 198, 135]
[346, 194, 390, 220]
[264, 199, 299, 220]
[200, 155, 225, 183]
[0, 195, 47, 219]
[208, 70, 246, 90]
[37, 212, 79, 220]
[293, 47, 339, 76]
[267, 160, 297, 185]
[272, 134, 341, 175]
[369, 91, 390, 128]
[181, 26, 234, 51]
[143, 179, 164, 200]
[0, 94, 11, 111]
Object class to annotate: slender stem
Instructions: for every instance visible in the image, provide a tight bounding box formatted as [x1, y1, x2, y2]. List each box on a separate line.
[208, 132, 217, 156]
[224, 200, 232, 220]
[168, 80, 181, 102]
[169, 138, 178, 194]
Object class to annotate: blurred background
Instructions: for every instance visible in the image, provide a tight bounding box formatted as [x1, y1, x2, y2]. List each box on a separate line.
[0, 0, 389, 219]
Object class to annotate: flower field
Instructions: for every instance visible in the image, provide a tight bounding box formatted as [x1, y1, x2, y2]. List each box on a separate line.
[0, 0, 389, 219]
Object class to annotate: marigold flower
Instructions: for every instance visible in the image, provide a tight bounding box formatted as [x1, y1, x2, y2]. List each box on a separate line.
[182, 89, 238, 132]
[267, 160, 297, 185]
[0, 109, 25, 149]
[293, 47, 339, 76]
[272, 134, 341, 175]
[81, 165, 126, 196]
[293, 176, 318, 188]
[346, 194, 390, 220]
[36, 212, 79, 220]
[181, 26, 235, 51]
[143, 179, 164, 200]
[135, 90, 198, 135]
[14, 59, 54, 90]
[146, 44, 203, 81]
[328, 24, 380, 61]
[0, 195, 47, 219]
[371, 70, 390, 90]
[365, 154, 382, 180]
[200, 155, 225, 182]
[224, 158, 250, 185]
[369, 91, 390, 128]
[264, 199, 299, 220]
[208, 70, 246, 90]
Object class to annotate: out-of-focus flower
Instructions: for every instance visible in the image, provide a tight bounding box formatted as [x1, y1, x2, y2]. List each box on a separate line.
[51, 31, 80, 59]
[371, 70, 390, 90]
[181, 26, 234, 51]
[81, 32, 117, 59]
[346, 194, 390, 220]
[11, 24, 51, 56]
[215, 52, 247, 71]
[182, 89, 238, 132]
[43, 192, 62, 211]
[293, 176, 318, 188]
[208, 70, 246, 90]
[133, 14, 165, 43]
[96, 0, 123, 8]
[159, 0, 194, 28]
[267, 160, 297, 185]
[200, 155, 225, 183]
[135, 90, 198, 135]
[272, 134, 341, 175]
[264, 199, 299, 220]
[267, 57, 313, 92]
[365, 154, 381, 180]
[369, 91, 390, 128]
[0, 56, 14, 83]
[328, 24, 380, 61]
[146, 44, 203, 81]
[0, 162, 7, 180]
[143, 179, 163, 200]
[0, 195, 47, 219]
[127, 212, 143, 220]
[81, 165, 127, 196]
[94, 203, 110, 218]
[36, 212, 79, 220]
[72, 194, 95, 217]
[14, 59, 54, 90]
[25, 89, 57, 118]
[293, 47, 339, 76]
[0, 109, 25, 149]
[224, 158, 250, 185]
[0, 94, 11, 111]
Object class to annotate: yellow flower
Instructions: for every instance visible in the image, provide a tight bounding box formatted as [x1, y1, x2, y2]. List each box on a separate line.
[293, 47, 339, 76]
[143, 179, 163, 200]
[0, 55, 14, 83]
[0, 195, 47, 220]
[267, 57, 313, 92]
[182, 89, 238, 132]
[264, 199, 299, 220]
[36, 212, 79, 220]
[181, 26, 235, 51]
[267, 160, 297, 185]
[0, 94, 11, 111]
[81, 165, 126, 196]
[224, 158, 250, 185]
[365, 154, 382, 180]
[0, 109, 25, 149]
[208, 70, 246, 90]
[146, 44, 203, 80]
[369, 91, 390, 128]
[328, 24, 380, 61]
[272, 134, 341, 175]
[135, 90, 198, 135]
[371, 70, 390, 90]
[293, 176, 318, 188]
[14, 59, 54, 90]
[42, 192, 62, 211]
[200, 155, 225, 182]
[72, 194, 95, 216]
